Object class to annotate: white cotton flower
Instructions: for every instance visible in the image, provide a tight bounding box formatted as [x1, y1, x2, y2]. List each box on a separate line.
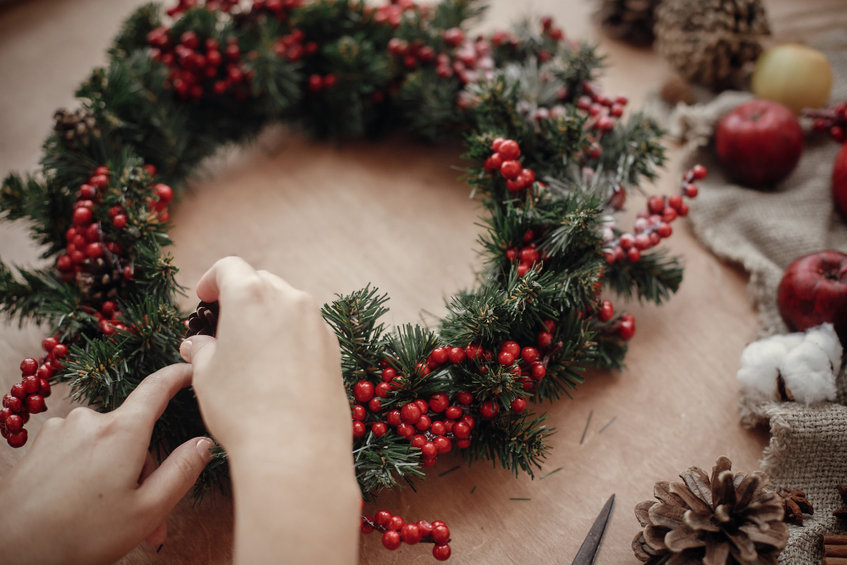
[736, 324, 841, 404]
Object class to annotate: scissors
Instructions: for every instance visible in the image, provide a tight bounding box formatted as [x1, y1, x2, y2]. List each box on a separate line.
[571, 494, 615, 565]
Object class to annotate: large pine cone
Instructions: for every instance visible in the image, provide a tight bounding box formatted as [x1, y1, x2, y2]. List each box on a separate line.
[632, 456, 787, 564]
[654, 0, 770, 89]
[596, 0, 662, 47]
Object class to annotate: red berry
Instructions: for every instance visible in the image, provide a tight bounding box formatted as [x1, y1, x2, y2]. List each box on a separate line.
[375, 510, 392, 526]
[19, 358, 38, 375]
[22, 376, 39, 394]
[411, 434, 427, 448]
[430, 420, 446, 436]
[430, 346, 448, 366]
[684, 183, 699, 198]
[401, 523, 421, 544]
[352, 420, 366, 439]
[38, 378, 51, 397]
[429, 393, 449, 412]
[618, 314, 636, 340]
[51, 343, 68, 358]
[498, 139, 521, 160]
[480, 401, 499, 419]
[5, 414, 23, 433]
[668, 194, 684, 211]
[432, 524, 451, 544]
[353, 380, 374, 403]
[520, 346, 539, 364]
[415, 414, 432, 431]
[396, 423, 414, 438]
[154, 183, 174, 203]
[627, 247, 641, 262]
[400, 402, 421, 424]
[446, 346, 466, 364]
[537, 331, 553, 349]
[72, 207, 93, 225]
[308, 74, 323, 92]
[85, 242, 103, 259]
[483, 153, 503, 172]
[381, 367, 396, 382]
[387, 410, 402, 427]
[387, 515, 405, 531]
[510, 397, 527, 413]
[691, 164, 707, 180]
[453, 421, 471, 438]
[497, 351, 515, 366]
[7, 430, 27, 448]
[598, 300, 614, 322]
[656, 223, 672, 238]
[56, 254, 73, 272]
[434, 436, 452, 454]
[3, 394, 21, 412]
[10, 383, 26, 399]
[368, 398, 382, 413]
[456, 391, 473, 405]
[530, 363, 546, 380]
[375, 382, 391, 398]
[432, 543, 451, 561]
[371, 422, 387, 437]
[351, 404, 366, 421]
[26, 395, 45, 414]
[421, 441, 437, 459]
[444, 405, 463, 420]
[381, 530, 402, 550]
[500, 160, 522, 180]
[464, 344, 482, 360]
[89, 174, 108, 189]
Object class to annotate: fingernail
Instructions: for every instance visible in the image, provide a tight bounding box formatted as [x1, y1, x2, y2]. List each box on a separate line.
[196, 437, 214, 460]
[179, 338, 193, 362]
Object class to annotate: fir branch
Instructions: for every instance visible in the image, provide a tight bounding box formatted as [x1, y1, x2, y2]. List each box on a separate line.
[109, 2, 162, 58]
[354, 432, 425, 498]
[59, 335, 135, 411]
[430, 0, 487, 30]
[596, 111, 666, 187]
[321, 285, 389, 385]
[603, 250, 683, 304]
[464, 413, 552, 478]
[0, 262, 82, 327]
[384, 324, 440, 392]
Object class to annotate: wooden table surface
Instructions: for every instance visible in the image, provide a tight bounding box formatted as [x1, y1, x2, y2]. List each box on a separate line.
[1, 0, 844, 563]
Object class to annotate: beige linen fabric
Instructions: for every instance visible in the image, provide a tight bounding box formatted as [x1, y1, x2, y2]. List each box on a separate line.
[664, 32, 847, 564]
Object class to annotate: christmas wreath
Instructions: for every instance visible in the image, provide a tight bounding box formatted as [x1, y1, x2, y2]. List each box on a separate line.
[0, 0, 703, 560]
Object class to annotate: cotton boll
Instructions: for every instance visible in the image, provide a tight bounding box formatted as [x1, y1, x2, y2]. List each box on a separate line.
[737, 337, 795, 401]
[778, 325, 841, 405]
[802, 323, 842, 371]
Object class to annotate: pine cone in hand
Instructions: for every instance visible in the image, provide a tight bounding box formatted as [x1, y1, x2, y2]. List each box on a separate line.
[632, 456, 787, 564]
[185, 301, 219, 337]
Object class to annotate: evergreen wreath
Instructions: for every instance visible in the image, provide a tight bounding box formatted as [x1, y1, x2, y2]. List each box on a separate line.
[0, 0, 704, 559]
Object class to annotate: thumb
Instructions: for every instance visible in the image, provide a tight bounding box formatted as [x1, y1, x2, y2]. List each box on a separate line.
[138, 437, 214, 516]
[180, 334, 217, 367]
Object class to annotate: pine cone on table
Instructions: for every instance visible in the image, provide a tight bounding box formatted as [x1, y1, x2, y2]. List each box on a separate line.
[654, 0, 770, 89]
[595, 0, 661, 47]
[185, 301, 220, 337]
[632, 456, 788, 564]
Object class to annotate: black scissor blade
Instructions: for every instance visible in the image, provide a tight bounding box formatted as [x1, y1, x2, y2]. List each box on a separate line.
[571, 494, 615, 565]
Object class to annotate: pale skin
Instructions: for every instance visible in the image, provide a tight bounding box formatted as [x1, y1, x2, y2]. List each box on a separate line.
[0, 256, 360, 564]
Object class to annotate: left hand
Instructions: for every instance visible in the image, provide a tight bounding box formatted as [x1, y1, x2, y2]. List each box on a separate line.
[0, 363, 213, 565]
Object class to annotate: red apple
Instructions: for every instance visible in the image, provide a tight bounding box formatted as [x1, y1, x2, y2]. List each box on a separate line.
[777, 250, 847, 343]
[833, 142, 847, 219]
[714, 99, 804, 189]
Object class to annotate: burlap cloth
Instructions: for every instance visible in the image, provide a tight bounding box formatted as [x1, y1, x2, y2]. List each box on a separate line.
[658, 31, 847, 564]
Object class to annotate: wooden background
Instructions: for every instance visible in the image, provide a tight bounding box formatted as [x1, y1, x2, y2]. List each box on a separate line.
[0, 0, 844, 563]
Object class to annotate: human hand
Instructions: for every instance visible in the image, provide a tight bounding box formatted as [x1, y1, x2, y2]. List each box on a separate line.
[180, 256, 359, 564]
[0, 363, 213, 565]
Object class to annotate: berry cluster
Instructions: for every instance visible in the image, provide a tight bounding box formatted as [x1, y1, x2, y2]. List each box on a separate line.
[483, 138, 538, 194]
[595, 299, 635, 341]
[1, 341, 62, 447]
[435, 28, 495, 86]
[576, 83, 629, 159]
[361, 510, 452, 560]
[164, 0, 240, 18]
[272, 29, 317, 63]
[367, 0, 420, 28]
[505, 229, 548, 278]
[806, 101, 847, 143]
[248, 0, 304, 21]
[602, 164, 706, 264]
[388, 37, 436, 71]
[350, 326, 558, 468]
[148, 27, 252, 100]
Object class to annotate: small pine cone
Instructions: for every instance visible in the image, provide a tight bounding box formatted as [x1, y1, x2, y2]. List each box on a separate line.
[777, 488, 813, 525]
[595, 0, 662, 47]
[654, 0, 770, 89]
[632, 456, 787, 564]
[185, 301, 219, 337]
[53, 108, 100, 149]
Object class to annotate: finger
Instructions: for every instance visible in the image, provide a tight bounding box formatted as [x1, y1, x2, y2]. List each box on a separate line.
[138, 452, 157, 484]
[183, 336, 218, 382]
[194, 256, 261, 304]
[138, 437, 214, 517]
[116, 363, 193, 430]
[180, 334, 216, 364]
[145, 520, 168, 550]
[256, 269, 296, 293]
